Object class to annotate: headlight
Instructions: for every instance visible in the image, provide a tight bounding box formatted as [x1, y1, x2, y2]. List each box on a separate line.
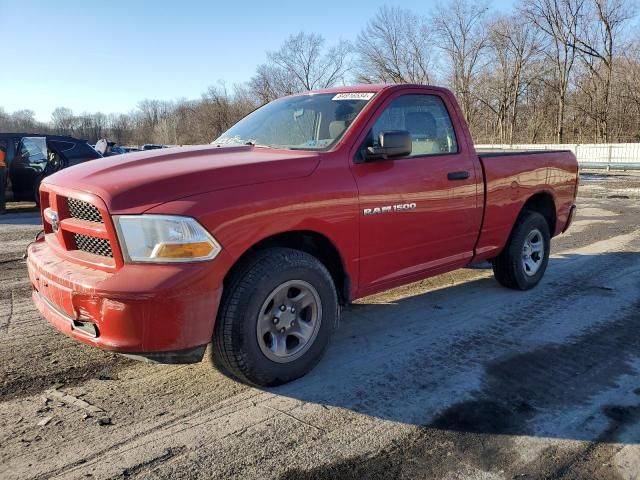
[113, 215, 221, 263]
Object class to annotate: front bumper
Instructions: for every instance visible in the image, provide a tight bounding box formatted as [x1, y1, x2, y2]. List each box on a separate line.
[27, 238, 230, 363]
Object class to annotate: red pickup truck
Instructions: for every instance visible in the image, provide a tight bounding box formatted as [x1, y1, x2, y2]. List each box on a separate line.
[27, 85, 578, 386]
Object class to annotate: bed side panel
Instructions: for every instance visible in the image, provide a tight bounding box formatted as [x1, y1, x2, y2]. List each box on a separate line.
[474, 151, 577, 260]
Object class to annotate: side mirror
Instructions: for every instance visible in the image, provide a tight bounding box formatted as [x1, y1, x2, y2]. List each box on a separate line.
[365, 130, 412, 161]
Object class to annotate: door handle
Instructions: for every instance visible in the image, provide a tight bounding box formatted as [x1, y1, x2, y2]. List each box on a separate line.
[447, 171, 470, 181]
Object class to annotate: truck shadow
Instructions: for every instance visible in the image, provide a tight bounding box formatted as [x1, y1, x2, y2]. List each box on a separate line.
[270, 251, 640, 452]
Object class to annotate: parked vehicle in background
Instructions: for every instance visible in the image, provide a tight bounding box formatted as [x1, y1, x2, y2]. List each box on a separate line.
[108, 146, 128, 155]
[97, 141, 128, 156]
[141, 143, 166, 151]
[27, 85, 578, 386]
[0, 133, 101, 205]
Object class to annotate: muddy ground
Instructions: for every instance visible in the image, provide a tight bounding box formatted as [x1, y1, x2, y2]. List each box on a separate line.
[0, 171, 639, 480]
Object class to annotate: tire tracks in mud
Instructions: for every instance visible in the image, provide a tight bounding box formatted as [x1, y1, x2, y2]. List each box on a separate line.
[428, 301, 640, 478]
[307, 232, 640, 426]
[276, 267, 640, 480]
[0, 264, 135, 402]
[27, 386, 261, 480]
[1, 354, 133, 402]
[115, 446, 187, 479]
[432, 249, 639, 387]
[0, 250, 134, 401]
[0, 289, 14, 335]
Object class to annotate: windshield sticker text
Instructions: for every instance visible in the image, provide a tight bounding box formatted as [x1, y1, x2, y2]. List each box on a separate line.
[332, 93, 375, 101]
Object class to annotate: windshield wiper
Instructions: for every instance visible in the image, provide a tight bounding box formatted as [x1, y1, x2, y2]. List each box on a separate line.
[246, 142, 277, 149]
[213, 140, 274, 148]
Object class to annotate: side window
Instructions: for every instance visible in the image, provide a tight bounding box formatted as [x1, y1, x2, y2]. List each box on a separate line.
[49, 140, 75, 154]
[19, 137, 48, 163]
[50, 140, 100, 165]
[369, 94, 458, 158]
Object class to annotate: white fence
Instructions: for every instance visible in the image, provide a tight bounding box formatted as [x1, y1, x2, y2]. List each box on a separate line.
[476, 143, 640, 169]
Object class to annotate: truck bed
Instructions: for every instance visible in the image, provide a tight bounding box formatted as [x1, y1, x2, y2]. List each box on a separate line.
[473, 148, 578, 261]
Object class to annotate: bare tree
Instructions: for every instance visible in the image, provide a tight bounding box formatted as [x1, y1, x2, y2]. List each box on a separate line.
[571, 0, 633, 141]
[6, 7, 640, 147]
[51, 107, 75, 136]
[354, 6, 435, 84]
[199, 84, 246, 140]
[434, 0, 489, 126]
[108, 113, 133, 145]
[480, 15, 541, 143]
[249, 32, 350, 102]
[617, 40, 640, 139]
[249, 64, 298, 104]
[135, 99, 174, 142]
[9, 110, 39, 132]
[520, 0, 586, 143]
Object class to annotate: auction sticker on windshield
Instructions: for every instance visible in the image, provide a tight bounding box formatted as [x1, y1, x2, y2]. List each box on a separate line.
[332, 93, 375, 101]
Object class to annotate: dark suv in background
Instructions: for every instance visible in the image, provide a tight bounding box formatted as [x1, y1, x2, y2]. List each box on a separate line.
[0, 133, 102, 205]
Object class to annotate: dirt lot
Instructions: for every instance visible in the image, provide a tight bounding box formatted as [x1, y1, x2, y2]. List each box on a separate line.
[1, 171, 639, 480]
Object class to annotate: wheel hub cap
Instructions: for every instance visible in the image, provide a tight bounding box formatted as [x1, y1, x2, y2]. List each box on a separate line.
[522, 228, 544, 277]
[256, 280, 322, 363]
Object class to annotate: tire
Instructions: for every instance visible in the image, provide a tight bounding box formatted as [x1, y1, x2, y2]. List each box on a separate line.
[492, 211, 551, 291]
[212, 248, 339, 386]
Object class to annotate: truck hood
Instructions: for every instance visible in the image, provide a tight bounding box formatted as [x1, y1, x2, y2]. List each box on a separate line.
[43, 145, 320, 213]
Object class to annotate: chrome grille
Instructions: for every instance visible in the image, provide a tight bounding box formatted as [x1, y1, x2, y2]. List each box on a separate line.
[74, 234, 113, 258]
[68, 198, 103, 223]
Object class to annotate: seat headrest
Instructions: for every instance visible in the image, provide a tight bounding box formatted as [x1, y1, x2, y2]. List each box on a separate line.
[405, 112, 438, 137]
[329, 120, 347, 139]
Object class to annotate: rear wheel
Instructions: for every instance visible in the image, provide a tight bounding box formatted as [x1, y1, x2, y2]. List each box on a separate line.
[212, 248, 338, 386]
[492, 211, 550, 290]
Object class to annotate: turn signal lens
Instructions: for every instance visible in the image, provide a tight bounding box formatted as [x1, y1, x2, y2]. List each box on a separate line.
[152, 241, 214, 259]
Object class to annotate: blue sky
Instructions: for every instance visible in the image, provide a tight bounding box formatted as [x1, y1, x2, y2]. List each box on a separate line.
[1, 0, 516, 121]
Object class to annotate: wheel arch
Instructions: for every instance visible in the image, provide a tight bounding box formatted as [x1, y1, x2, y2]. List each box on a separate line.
[224, 230, 351, 305]
[521, 191, 557, 237]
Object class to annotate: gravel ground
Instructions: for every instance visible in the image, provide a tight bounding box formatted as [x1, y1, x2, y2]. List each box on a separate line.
[0, 171, 639, 480]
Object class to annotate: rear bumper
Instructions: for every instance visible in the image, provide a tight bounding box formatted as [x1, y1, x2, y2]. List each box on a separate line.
[27, 238, 229, 362]
[563, 205, 577, 233]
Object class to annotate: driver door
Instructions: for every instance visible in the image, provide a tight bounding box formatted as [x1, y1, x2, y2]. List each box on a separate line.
[351, 92, 483, 293]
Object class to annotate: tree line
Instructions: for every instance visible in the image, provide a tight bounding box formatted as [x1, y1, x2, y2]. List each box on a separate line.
[1, 0, 639, 146]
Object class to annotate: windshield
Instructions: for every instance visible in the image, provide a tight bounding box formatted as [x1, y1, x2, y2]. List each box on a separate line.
[213, 92, 375, 150]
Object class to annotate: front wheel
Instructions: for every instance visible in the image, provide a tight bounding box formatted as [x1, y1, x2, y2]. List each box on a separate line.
[492, 211, 551, 290]
[212, 248, 338, 386]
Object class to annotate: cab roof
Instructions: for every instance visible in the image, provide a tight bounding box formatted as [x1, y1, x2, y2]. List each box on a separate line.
[288, 84, 450, 97]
